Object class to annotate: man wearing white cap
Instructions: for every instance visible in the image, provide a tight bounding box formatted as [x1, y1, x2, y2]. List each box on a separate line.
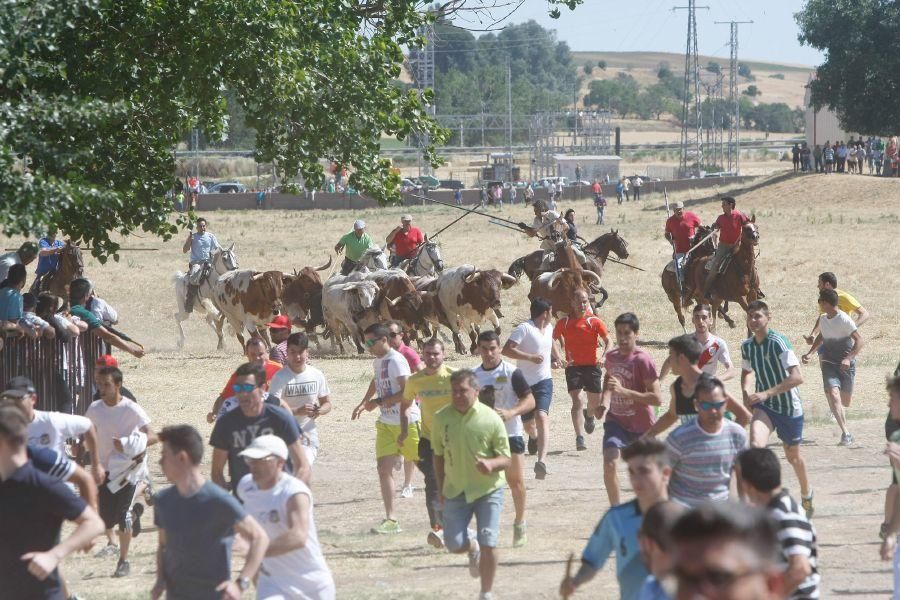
[664, 199, 702, 296]
[386, 214, 424, 268]
[238, 435, 336, 599]
[334, 220, 374, 275]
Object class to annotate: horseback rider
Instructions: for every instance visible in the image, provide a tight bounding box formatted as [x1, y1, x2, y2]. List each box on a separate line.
[334, 219, 374, 275]
[181, 216, 222, 312]
[525, 201, 588, 269]
[664, 200, 703, 295]
[31, 228, 66, 293]
[702, 196, 750, 300]
[385, 214, 424, 268]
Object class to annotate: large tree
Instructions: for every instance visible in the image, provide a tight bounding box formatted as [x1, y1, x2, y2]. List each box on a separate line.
[0, 0, 581, 259]
[797, 0, 900, 135]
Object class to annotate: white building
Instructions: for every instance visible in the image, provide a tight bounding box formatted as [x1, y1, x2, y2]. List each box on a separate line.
[804, 74, 863, 147]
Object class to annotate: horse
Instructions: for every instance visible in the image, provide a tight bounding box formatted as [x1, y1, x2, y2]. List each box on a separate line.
[684, 219, 762, 331]
[660, 224, 717, 330]
[399, 236, 444, 277]
[508, 229, 629, 282]
[31, 241, 83, 300]
[173, 244, 238, 350]
[348, 246, 389, 273]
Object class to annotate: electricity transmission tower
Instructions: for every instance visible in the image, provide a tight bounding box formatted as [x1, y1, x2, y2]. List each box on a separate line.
[716, 20, 752, 175]
[409, 23, 436, 176]
[674, 1, 708, 177]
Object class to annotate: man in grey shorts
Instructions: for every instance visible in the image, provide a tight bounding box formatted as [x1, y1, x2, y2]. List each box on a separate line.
[802, 288, 864, 446]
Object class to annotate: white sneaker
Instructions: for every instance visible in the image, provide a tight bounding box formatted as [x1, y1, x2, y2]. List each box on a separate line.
[400, 485, 414, 498]
[468, 539, 481, 578]
[427, 529, 445, 549]
[479, 593, 494, 600]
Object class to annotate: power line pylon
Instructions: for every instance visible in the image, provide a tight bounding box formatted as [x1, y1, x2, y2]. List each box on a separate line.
[674, 1, 708, 178]
[410, 22, 436, 176]
[715, 19, 752, 175]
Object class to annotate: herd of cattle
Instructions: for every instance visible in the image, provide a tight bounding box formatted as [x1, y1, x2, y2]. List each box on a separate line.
[172, 231, 632, 355]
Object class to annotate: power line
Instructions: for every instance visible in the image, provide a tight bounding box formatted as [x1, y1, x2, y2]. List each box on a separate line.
[674, 1, 709, 177]
[715, 19, 753, 175]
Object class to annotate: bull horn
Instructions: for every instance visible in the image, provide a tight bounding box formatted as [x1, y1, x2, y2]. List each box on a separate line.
[500, 273, 517, 289]
[387, 295, 402, 307]
[227, 242, 235, 252]
[548, 271, 562, 289]
[464, 269, 481, 284]
[252, 272, 265, 281]
[314, 255, 333, 271]
[583, 270, 602, 286]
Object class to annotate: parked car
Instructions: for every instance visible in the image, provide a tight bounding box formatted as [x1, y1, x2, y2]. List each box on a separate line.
[535, 176, 569, 189]
[439, 179, 465, 190]
[208, 181, 247, 193]
[400, 178, 422, 193]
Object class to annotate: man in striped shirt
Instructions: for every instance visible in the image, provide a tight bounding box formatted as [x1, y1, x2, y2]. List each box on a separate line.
[739, 448, 819, 600]
[741, 300, 813, 518]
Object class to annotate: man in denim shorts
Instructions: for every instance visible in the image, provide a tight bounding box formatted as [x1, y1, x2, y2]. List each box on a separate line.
[433, 370, 511, 600]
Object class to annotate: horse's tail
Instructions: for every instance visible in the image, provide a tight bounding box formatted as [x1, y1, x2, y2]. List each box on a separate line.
[508, 256, 526, 279]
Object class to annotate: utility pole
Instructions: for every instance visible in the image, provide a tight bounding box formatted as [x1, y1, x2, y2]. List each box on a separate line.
[716, 19, 752, 175]
[674, 1, 708, 178]
[411, 21, 436, 176]
[507, 60, 513, 179]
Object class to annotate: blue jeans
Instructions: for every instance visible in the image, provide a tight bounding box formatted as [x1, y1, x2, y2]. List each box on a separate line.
[443, 487, 504, 550]
[522, 378, 553, 421]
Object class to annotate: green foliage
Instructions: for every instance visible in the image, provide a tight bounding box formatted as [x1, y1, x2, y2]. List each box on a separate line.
[583, 61, 594, 75]
[768, 73, 786, 80]
[706, 61, 721, 74]
[597, 60, 607, 70]
[738, 62, 753, 78]
[797, 0, 900, 135]
[743, 85, 761, 97]
[657, 62, 673, 80]
[740, 101, 804, 132]
[0, 0, 447, 258]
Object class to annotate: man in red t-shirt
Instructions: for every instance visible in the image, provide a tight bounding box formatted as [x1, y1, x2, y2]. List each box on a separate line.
[386, 214, 425, 268]
[664, 200, 703, 289]
[207, 337, 284, 422]
[552, 289, 610, 451]
[703, 196, 749, 298]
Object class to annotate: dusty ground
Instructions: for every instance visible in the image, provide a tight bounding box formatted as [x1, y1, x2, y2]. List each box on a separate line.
[44, 170, 899, 598]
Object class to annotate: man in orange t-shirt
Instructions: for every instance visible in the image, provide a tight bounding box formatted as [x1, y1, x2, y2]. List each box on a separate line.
[207, 337, 284, 422]
[552, 289, 610, 451]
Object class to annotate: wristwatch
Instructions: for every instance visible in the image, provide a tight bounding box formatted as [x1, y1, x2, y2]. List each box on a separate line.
[236, 576, 251, 592]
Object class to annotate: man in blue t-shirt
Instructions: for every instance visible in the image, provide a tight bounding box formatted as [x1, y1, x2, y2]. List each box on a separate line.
[35, 230, 66, 276]
[153, 424, 269, 600]
[0, 405, 104, 600]
[560, 439, 671, 600]
[209, 363, 309, 496]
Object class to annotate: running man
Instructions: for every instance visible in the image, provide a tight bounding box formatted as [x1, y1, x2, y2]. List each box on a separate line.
[741, 300, 814, 518]
[398, 338, 454, 547]
[803, 271, 870, 346]
[591, 312, 661, 507]
[802, 288, 864, 445]
[660, 303, 736, 380]
[552, 289, 609, 451]
[474, 330, 535, 548]
[559, 439, 671, 599]
[351, 323, 420, 534]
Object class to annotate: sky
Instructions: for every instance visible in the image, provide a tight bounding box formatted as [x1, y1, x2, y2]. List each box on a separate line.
[457, 0, 823, 66]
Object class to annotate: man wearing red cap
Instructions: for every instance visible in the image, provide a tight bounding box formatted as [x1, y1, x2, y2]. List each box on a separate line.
[266, 315, 292, 365]
[93, 356, 137, 401]
[208, 338, 284, 423]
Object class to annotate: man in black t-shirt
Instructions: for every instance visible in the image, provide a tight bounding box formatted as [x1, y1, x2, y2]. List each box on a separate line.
[0, 406, 104, 599]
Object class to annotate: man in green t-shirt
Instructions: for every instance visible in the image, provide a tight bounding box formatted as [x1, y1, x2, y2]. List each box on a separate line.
[69, 278, 144, 358]
[433, 369, 510, 600]
[334, 220, 374, 275]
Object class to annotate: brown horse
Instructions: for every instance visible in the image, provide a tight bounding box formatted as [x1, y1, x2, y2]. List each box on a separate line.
[684, 219, 761, 330]
[31, 241, 84, 300]
[661, 225, 716, 329]
[508, 229, 629, 282]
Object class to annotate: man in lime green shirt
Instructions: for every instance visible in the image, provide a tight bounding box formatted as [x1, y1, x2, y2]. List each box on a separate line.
[334, 219, 374, 275]
[433, 369, 510, 600]
[399, 339, 454, 547]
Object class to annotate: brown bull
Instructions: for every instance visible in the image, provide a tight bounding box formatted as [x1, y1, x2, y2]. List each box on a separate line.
[282, 256, 332, 332]
[527, 240, 602, 318]
[214, 269, 286, 348]
[433, 266, 517, 354]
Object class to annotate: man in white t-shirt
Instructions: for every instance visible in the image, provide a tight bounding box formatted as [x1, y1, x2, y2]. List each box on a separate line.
[352, 323, 420, 535]
[238, 435, 336, 600]
[503, 298, 560, 480]
[1, 376, 102, 484]
[268, 332, 333, 466]
[802, 288, 864, 446]
[660, 303, 735, 380]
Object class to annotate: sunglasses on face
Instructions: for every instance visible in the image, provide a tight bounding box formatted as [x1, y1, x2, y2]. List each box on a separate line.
[389, 332, 402, 338]
[232, 383, 257, 394]
[699, 400, 727, 411]
[364, 338, 379, 348]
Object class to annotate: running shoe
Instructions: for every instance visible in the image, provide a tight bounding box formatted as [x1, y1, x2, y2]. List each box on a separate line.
[479, 593, 494, 600]
[94, 543, 119, 558]
[468, 539, 481, 578]
[400, 485, 414, 499]
[576, 435, 587, 451]
[113, 559, 130, 578]
[427, 529, 445, 549]
[801, 491, 814, 519]
[131, 503, 144, 537]
[839, 432, 854, 446]
[372, 519, 402, 534]
[513, 522, 527, 548]
[527, 436, 537, 456]
[534, 461, 548, 480]
[143, 482, 156, 506]
[583, 410, 596, 435]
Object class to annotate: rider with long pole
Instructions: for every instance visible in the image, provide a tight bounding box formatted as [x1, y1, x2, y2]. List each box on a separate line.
[664, 197, 703, 302]
[334, 219, 374, 276]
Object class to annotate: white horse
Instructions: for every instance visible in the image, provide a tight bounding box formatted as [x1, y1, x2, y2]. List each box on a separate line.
[173, 244, 238, 350]
[348, 246, 389, 273]
[399, 236, 444, 277]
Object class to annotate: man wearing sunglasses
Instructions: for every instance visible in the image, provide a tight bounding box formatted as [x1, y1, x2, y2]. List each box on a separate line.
[210, 363, 309, 500]
[665, 374, 747, 508]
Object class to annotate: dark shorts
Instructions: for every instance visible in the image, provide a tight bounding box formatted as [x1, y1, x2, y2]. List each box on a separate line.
[99, 480, 136, 531]
[522, 378, 553, 421]
[508, 436, 525, 455]
[565, 365, 602, 393]
[822, 360, 855, 394]
[602, 420, 642, 450]
[754, 404, 804, 447]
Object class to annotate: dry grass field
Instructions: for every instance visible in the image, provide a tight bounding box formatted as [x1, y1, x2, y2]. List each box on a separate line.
[43, 171, 899, 598]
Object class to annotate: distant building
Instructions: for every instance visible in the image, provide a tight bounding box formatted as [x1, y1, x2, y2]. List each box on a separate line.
[553, 155, 621, 183]
[804, 74, 863, 147]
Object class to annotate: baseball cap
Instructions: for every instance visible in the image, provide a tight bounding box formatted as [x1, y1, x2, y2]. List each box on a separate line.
[353, 219, 366, 230]
[4, 376, 36, 395]
[239, 435, 288, 461]
[265, 315, 292, 330]
[96, 354, 119, 368]
[674, 200, 684, 209]
[401, 214, 412, 222]
[19, 241, 38, 256]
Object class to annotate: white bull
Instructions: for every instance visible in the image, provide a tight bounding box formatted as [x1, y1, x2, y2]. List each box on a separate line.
[321, 279, 383, 354]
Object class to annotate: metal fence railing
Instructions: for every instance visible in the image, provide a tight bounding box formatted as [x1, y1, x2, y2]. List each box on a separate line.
[0, 333, 104, 415]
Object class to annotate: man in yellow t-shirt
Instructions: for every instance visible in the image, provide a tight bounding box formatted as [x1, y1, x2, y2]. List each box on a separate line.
[433, 370, 510, 598]
[399, 339, 454, 548]
[804, 271, 870, 345]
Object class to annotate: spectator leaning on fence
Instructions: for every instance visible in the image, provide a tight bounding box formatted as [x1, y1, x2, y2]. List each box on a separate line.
[68, 278, 144, 358]
[0, 241, 38, 283]
[0, 264, 31, 338]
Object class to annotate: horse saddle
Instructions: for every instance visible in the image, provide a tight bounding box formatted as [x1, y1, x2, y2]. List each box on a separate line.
[188, 262, 212, 286]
